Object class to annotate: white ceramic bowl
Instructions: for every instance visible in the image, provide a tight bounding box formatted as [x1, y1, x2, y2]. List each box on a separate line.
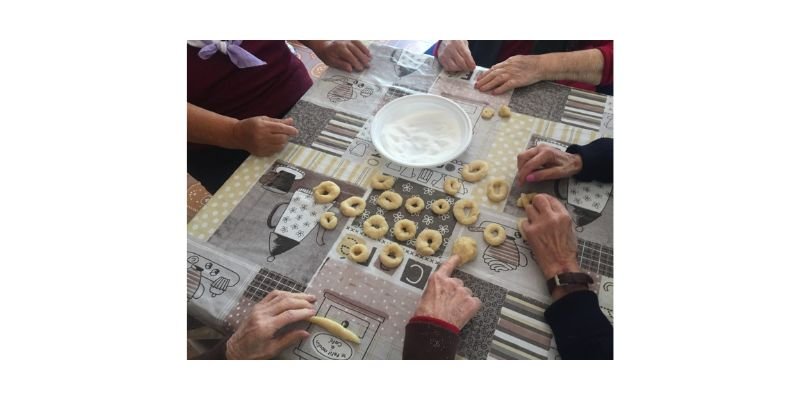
[371, 94, 471, 168]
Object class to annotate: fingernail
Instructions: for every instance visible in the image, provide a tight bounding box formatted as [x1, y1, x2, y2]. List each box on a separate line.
[526, 173, 536, 182]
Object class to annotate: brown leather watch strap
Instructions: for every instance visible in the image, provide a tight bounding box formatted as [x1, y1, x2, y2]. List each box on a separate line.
[547, 272, 593, 294]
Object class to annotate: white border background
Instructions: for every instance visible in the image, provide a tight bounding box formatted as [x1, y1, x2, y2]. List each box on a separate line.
[2, 0, 799, 398]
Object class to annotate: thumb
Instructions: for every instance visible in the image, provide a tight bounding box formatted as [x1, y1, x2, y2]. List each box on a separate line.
[271, 329, 310, 353]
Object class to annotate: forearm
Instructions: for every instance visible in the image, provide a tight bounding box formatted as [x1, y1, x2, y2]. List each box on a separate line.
[187, 103, 238, 149]
[567, 138, 613, 183]
[537, 48, 604, 85]
[544, 291, 613, 359]
[299, 40, 329, 55]
[402, 316, 461, 359]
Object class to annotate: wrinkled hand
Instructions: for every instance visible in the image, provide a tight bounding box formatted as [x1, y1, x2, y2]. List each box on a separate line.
[231, 116, 298, 157]
[520, 194, 580, 282]
[516, 144, 582, 186]
[313, 40, 371, 72]
[436, 40, 476, 72]
[225, 291, 316, 360]
[475, 54, 542, 94]
[412, 255, 481, 329]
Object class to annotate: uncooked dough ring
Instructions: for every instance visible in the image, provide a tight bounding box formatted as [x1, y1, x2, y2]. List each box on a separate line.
[453, 199, 480, 225]
[486, 178, 510, 202]
[461, 160, 489, 182]
[339, 196, 366, 217]
[481, 107, 495, 119]
[483, 223, 506, 246]
[377, 191, 403, 210]
[370, 174, 395, 190]
[452, 236, 478, 266]
[348, 244, 369, 263]
[313, 181, 341, 203]
[363, 215, 389, 239]
[430, 199, 450, 215]
[380, 243, 404, 269]
[415, 229, 443, 256]
[320, 212, 338, 230]
[517, 192, 536, 208]
[404, 196, 424, 214]
[394, 219, 417, 241]
[444, 177, 461, 196]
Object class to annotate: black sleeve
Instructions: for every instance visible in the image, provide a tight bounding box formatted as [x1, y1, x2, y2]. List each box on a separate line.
[544, 291, 613, 360]
[402, 321, 460, 359]
[191, 335, 231, 360]
[566, 138, 613, 183]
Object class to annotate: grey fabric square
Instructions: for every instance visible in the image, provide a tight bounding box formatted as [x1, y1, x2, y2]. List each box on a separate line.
[509, 81, 570, 122]
[453, 270, 507, 360]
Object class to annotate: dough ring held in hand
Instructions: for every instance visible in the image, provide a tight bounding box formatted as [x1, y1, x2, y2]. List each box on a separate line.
[347, 243, 369, 263]
[320, 212, 338, 230]
[339, 196, 366, 217]
[443, 177, 461, 196]
[483, 223, 506, 246]
[370, 174, 395, 190]
[313, 181, 341, 203]
[517, 192, 536, 208]
[486, 178, 510, 202]
[380, 243, 405, 269]
[363, 215, 389, 239]
[377, 191, 403, 210]
[453, 199, 480, 225]
[415, 229, 443, 256]
[394, 219, 417, 241]
[461, 160, 489, 182]
[451, 236, 478, 266]
[404, 196, 424, 214]
[430, 199, 451, 215]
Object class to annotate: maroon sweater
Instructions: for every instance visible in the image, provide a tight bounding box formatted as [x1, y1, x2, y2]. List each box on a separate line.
[187, 40, 312, 120]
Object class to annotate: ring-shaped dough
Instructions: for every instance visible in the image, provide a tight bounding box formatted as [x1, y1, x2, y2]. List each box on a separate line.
[370, 174, 395, 190]
[486, 178, 510, 202]
[453, 199, 480, 225]
[481, 107, 495, 119]
[415, 229, 443, 256]
[393, 219, 417, 241]
[443, 177, 461, 196]
[517, 192, 536, 208]
[430, 199, 451, 215]
[339, 196, 366, 217]
[483, 223, 506, 246]
[461, 160, 489, 182]
[313, 181, 341, 203]
[347, 244, 369, 263]
[377, 191, 403, 210]
[380, 243, 404, 269]
[363, 215, 389, 239]
[404, 196, 424, 214]
[451, 236, 478, 266]
[320, 212, 338, 230]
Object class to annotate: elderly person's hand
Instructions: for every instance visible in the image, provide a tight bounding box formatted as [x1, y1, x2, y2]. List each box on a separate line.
[412, 255, 482, 329]
[225, 290, 316, 360]
[436, 40, 476, 72]
[516, 144, 582, 186]
[307, 40, 372, 73]
[475, 54, 542, 94]
[520, 194, 582, 300]
[231, 116, 298, 157]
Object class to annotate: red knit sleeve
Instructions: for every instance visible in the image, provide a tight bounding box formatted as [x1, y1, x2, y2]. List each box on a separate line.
[402, 316, 461, 359]
[593, 41, 613, 85]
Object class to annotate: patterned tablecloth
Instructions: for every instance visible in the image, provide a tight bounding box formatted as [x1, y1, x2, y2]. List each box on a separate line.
[187, 42, 614, 360]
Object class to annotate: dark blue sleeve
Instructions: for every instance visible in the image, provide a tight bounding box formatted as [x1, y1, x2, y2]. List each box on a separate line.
[566, 138, 613, 183]
[544, 290, 613, 359]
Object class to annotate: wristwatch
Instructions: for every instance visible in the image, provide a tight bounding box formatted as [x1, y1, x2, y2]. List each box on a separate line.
[547, 272, 594, 294]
